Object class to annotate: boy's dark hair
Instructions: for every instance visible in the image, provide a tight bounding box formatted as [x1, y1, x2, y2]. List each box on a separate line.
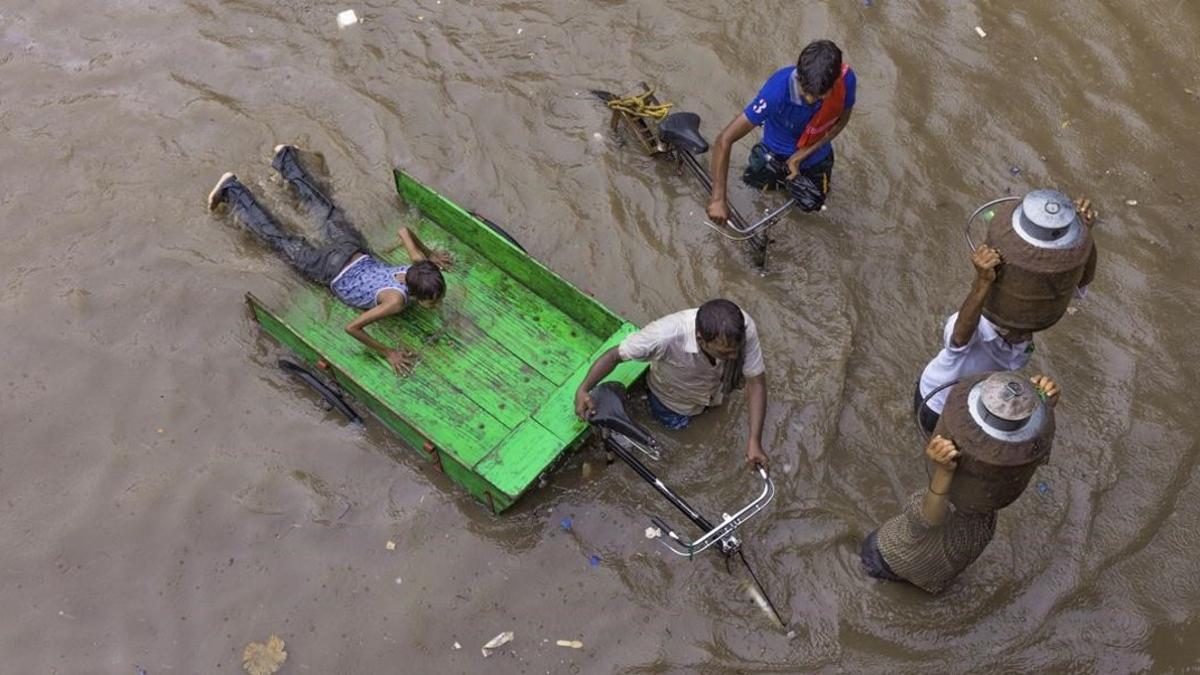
[796, 40, 843, 96]
[405, 260, 446, 300]
[696, 299, 745, 344]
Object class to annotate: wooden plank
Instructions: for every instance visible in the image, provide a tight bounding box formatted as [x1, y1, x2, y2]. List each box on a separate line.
[533, 323, 649, 445]
[376, 218, 601, 386]
[271, 293, 509, 466]
[474, 419, 569, 500]
[281, 287, 553, 431]
[394, 169, 622, 337]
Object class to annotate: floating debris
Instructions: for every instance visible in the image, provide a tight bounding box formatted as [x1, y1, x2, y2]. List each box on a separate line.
[556, 639, 584, 649]
[1125, 199, 1138, 206]
[336, 9, 360, 29]
[974, 26, 987, 38]
[1009, 166, 1021, 176]
[1036, 481, 1049, 495]
[385, 540, 396, 551]
[743, 580, 785, 629]
[242, 635, 287, 675]
[560, 517, 573, 531]
[453, 641, 461, 650]
[481, 631, 514, 657]
[644, 526, 662, 539]
[588, 554, 602, 567]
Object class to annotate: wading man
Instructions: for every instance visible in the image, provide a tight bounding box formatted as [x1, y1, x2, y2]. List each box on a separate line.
[707, 39, 857, 224]
[862, 373, 1060, 593]
[573, 299, 769, 468]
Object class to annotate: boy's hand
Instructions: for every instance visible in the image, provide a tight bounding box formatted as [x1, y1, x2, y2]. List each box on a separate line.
[1030, 374, 1060, 405]
[925, 435, 960, 471]
[574, 388, 595, 420]
[428, 250, 454, 270]
[971, 244, 1002, 283]
[706, 198, 730, 225]
[1075, 197, 1096, 228]
[386, 348, 417, 376]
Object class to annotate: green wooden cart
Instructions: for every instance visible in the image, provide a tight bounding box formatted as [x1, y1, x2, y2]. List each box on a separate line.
[246, 169, 646, 513]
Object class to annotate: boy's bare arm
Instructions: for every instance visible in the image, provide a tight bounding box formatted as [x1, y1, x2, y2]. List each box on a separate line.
[706, 113, 756, 225]
[396, 226, 453, 268]
[951, 244, 1001, 347]
[344, 294, 415, 375]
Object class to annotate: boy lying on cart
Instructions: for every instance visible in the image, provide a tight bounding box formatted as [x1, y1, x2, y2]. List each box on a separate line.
[209, 145, 451, 375]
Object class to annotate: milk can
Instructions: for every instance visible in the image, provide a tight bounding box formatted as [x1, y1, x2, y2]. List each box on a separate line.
[932, 371, 1055, 512]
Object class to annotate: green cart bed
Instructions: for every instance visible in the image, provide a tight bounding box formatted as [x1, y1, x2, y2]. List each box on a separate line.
[247, 169, 646, 512]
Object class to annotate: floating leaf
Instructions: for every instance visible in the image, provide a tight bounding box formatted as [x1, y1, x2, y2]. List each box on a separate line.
[242, 635, 287, 675]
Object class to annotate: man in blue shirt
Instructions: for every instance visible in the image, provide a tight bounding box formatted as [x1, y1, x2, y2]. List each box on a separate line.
[707, 40, 858, 223]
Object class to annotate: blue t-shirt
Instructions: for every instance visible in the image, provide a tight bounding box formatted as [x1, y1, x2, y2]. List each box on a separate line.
[743, 66, 857, 168]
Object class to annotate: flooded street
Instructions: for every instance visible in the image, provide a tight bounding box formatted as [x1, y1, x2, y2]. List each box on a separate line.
[3, 1, 1200, 671]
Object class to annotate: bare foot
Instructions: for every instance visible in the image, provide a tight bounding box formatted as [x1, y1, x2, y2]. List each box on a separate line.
[207, 172, 237, 211]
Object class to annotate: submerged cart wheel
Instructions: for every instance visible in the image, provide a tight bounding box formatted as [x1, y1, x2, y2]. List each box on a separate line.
[471, 211, 527, 253]
[278, 359, 364, 426]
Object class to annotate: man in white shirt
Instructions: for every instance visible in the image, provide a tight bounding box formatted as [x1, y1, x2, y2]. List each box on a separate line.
[574, 299, 769, 468]
[916, 244, 1035, 434]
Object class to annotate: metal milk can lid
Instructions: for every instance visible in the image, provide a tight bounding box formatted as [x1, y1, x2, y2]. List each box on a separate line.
[1012, 189, 1083, 249]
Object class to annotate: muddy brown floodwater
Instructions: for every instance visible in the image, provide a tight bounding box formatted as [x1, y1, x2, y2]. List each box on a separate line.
[3, 1, 1200, 673]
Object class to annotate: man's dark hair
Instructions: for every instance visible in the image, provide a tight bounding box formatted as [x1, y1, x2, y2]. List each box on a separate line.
[796, 40, 843, 96]
[405, 260, 446, 300]
[696, 299, 745, 344]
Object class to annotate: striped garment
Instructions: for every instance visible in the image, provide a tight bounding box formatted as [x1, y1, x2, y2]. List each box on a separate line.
[876, 491, 997, 594]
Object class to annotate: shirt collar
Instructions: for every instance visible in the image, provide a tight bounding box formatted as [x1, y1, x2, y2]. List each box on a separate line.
[788, 68, 806, 105]
[979, 315, 1030, 349]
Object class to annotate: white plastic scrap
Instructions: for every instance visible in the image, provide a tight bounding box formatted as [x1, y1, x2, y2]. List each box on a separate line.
[337, 9, 360, 28]
[644, 526, 662, 539]
[481, 631, 514, 657]
[556, 639, 584, 649]
[974, 25, 987, 38]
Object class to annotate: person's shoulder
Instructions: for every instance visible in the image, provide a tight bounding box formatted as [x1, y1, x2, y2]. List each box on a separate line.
[843, 66, 858, 88]
[642, 308, 695, 338]
[741, 310, 760, 334]
[760, 66, 793, 97]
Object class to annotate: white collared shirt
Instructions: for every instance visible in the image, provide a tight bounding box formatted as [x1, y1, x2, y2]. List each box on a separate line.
[618, 308, 766, 416]
[918, 313, 1033, 414]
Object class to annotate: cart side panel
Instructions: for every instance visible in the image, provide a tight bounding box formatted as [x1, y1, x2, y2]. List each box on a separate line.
[474, 419, 567, 500]
[247, 293, 507, 467]
[439, 452, 513, 513]
[394, 169, 622, 337]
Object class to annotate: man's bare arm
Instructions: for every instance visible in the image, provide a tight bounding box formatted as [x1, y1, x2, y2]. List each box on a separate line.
[573, 347, 623, 419]
[920, 435, 959, 526]
[744, 373, 768, 468]
[785, 108, 854, 179]
[706, 113, 756, 224]
[951, 245, 1001, 347]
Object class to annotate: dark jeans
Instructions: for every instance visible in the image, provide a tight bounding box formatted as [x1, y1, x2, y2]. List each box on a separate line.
[646, 388, 694, 430]
[741, 144, 835, 212]
[860, 529, 905, 582]
[223, 148, 367, 285]
[913, 382, 941, 437]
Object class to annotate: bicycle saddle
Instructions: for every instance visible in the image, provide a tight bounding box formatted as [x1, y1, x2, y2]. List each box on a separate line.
[658, 112, 709, 155]
[589, 382, 657, 448]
